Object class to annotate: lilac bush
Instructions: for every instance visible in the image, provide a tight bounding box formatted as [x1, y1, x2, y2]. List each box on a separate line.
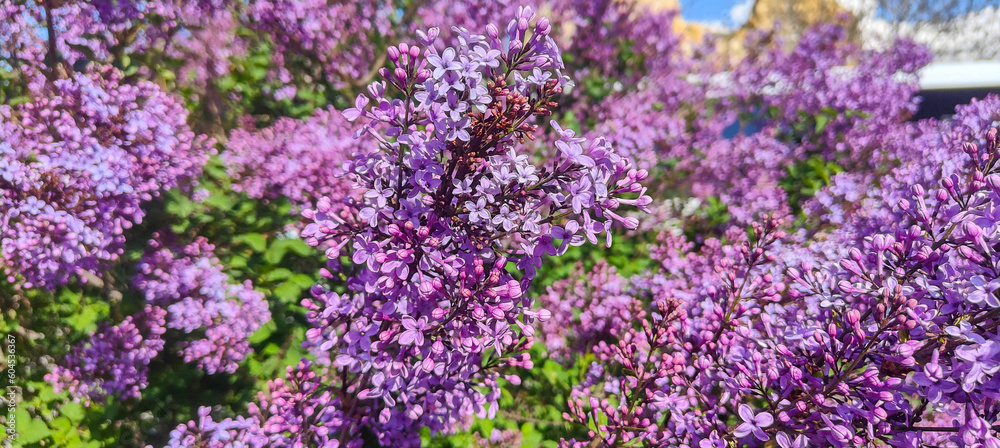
[7, 0, 1000, 447]
[554, 119, 1000, 446]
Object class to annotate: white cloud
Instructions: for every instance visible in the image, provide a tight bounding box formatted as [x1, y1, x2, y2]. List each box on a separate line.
[729, 0, 754, 25]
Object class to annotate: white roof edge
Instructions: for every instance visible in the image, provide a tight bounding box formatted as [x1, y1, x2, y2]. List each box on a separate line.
[919, 61, 1000, 90]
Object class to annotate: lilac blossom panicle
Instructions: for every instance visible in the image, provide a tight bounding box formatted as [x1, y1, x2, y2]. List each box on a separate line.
[223, 107, 368, 214]
[538, 260, 644, 362]
[47, 235, 271, 405]
[134, 236, 271, 375]
[555, 102, 1000, 446]
[167, 7, 651, 447]
[474, 428, 523, 448]
[46, 306, 167, 406]
[164, 406, 266, 448]
[246, 0, 395, 94]
[299, 7, 649, 444]
[0, 66, 213, 289]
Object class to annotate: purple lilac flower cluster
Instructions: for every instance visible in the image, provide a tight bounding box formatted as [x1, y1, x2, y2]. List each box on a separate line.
[45, 306, 167, 406]
[167, 8, 651, 447]
[538, 260, 644, 362]
[587, 21, 931, 226]
[246, 0, 396, 97]
[553, 115, 1000, 446]
[473, 428, 523, 448]
[223, 107, 367, 213]
[1, 1, 231, 77]
[0, 67, 212, 289]
[165, 406, 266, 448]
[47, 237, 270, 404]
[300, 8, 649, 443]
[134, 237, 271, 374]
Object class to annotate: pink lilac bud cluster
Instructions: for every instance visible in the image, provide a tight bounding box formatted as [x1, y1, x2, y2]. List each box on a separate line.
[163, 360, 363, 448]
[45, 306, 167, 406]
[134, 237, 271, 374]
[0, 68, 212, 289]
[223, 107, 367, 213]
[558, 216, 785, 447]
[245, 360, 348, 447]
[280, 8, 648, 445]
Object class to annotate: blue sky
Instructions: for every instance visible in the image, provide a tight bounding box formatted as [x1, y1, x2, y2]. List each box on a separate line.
[679, 0, 755, 27]
[678, 0, 1000, 27]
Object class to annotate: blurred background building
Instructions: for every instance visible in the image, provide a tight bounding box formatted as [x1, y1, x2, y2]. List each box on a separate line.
[638, 0, 1000, 118]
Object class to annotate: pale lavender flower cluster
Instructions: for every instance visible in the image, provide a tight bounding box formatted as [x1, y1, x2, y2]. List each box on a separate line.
[0, 68, 212, 289]
[48, 236, 270, 404]
[474, 428, 523, 448]
[45, 306, 167, 406]
[165, 406, 266, 448]
[223, 107, 367, 213]
[135, 237, 271, 374]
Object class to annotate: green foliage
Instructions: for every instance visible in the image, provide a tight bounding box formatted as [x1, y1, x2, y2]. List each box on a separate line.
[429, 346, 595, 447]
[779, 154, 844, 218]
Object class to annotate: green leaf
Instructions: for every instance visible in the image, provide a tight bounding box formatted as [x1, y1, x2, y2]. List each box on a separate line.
[60, 401, 85, 422]
[260, 268, 293, 283]
[16, 407, 51, 444]
[233, 233, 267, 252]
[249, 320, 277, 344]
[815, 113, 830, 133]
[521, 423, 543, 447]
[264, 238, 313, 265]
[66, 302, 109, 334]
[273, 281, 304, 304]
